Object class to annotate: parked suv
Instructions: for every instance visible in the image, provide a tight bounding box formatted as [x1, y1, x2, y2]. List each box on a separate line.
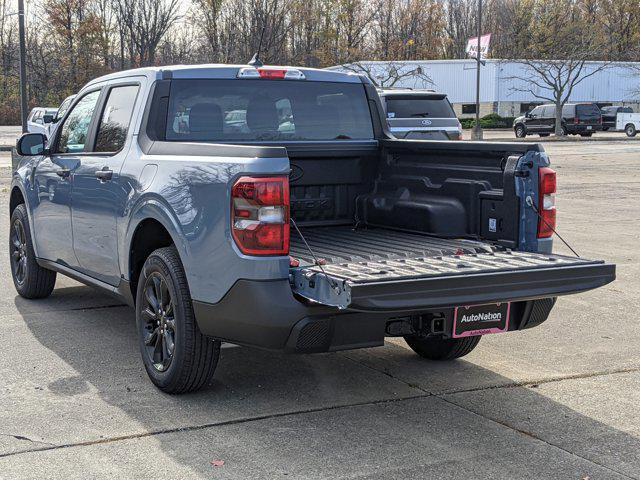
[378, 89, 462, 140]
[600, 105, 633, 131]
[513, 103, 602, 137]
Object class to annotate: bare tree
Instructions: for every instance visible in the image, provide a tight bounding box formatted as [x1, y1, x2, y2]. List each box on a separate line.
[113, 0, 180, 67]
[505, 0, 610, 135]
[507, 59, 610, 135]
[338, 61, 433, 88]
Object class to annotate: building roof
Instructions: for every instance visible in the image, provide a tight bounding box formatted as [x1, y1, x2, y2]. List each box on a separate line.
[330, 60, 640, 103]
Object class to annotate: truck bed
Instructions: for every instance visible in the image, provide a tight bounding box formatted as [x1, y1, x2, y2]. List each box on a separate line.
[290, 226, 615, 310]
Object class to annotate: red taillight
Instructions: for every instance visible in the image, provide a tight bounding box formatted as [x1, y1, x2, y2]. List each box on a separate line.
[231, 176, 290, 256]
[574, 117, 580, 124]
[537, 167, 556, 238]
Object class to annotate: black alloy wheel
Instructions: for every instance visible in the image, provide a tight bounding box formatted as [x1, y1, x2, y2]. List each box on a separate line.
[136, 246, 220, 393]
[140, 272, 176, 372]
[10, 219, 28, 286]
[9, 204, 56, 299]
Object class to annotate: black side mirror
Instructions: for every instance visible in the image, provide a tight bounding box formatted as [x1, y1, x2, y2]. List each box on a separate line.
[525, 112, 531, 118]
[16, 133, 47, 156]
[43, 114, 54, 123]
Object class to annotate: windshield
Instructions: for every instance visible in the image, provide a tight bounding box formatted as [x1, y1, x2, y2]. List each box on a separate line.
[165, 79, 374, 142]
[385, 96, 455, 118]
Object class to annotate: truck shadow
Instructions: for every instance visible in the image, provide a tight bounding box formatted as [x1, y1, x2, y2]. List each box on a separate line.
[14, 285, 640, 478]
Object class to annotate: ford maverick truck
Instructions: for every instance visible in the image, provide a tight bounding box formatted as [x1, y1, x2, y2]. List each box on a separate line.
[9, 64, 615, 393]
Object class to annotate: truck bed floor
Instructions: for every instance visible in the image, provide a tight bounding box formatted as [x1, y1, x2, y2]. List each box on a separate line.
[290, 226, 497, 265]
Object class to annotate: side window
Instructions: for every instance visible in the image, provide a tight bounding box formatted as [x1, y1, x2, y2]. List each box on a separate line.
[57, 90, 101, 154]
[530, 106, 542, 117]
[95, 85, 139, 152]
[542, 106, 554, 117]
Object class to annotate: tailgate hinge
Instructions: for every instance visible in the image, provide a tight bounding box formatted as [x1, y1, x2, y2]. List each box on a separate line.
[290, 269, 351, 309]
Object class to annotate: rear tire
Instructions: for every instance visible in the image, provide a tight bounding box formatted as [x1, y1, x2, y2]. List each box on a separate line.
[539, 133, 550, 137]
[579, 132, 593, 137]
[9, 204, 56, 299]
[625, 124, 637, 137]
[404, 335, 481, 360]
[514, 125, 526, 138]
[136, 246, 220, 394]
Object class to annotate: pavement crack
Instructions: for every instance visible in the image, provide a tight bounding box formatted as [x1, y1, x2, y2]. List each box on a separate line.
[0, 394, 428, 459]
[0, 433, 54, 447]
[438, 366, 640, 396]
[341, 353, 432, 394]
[436, 395, 639, 480]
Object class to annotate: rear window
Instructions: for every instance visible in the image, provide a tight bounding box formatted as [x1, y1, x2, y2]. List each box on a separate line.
[385, 96, 455, 118]
[165, 79, 374, 141]
[576, 104, 600, 117]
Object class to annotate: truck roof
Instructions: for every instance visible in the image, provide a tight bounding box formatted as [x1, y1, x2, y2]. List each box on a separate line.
[377, 88, 446, 99]
[84, 64, 366, 89]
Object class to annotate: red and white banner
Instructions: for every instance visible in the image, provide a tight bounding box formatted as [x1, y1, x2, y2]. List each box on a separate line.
[466, 34, 491, 60]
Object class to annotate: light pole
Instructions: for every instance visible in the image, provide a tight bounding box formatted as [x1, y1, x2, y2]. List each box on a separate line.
[17, 0, 28, 133]
[471, 0, 483, 141]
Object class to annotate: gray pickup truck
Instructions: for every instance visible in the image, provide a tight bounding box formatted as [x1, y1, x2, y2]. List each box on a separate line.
[9, 64, 615, 393]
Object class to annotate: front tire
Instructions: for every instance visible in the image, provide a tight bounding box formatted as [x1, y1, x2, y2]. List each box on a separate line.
[136, 246, 220, 394]
[9, 204, 56, 299]
[404, 335, 481, 360]
[514, 124, 526, 138]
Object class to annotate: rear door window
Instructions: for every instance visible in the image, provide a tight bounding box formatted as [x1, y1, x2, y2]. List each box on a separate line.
[385, 97, 455, 118]
[165, 79, 374, 141]
[95, 85, 139, 152]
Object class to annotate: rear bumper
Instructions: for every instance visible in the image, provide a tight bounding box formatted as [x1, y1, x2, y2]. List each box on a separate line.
[567, 124, 603, 133]
[193, 259, 614, 353]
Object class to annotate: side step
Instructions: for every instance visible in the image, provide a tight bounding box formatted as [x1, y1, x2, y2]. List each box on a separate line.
[290, 251, 615, 311]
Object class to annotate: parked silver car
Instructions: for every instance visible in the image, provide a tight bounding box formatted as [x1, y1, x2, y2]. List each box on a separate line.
[27, 107, 57, 136]
[378, 89, 462, 140]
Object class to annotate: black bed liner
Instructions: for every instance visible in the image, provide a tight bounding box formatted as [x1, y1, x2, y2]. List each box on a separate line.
[289, 226, 615, 311]
[290, 226, 496, 265]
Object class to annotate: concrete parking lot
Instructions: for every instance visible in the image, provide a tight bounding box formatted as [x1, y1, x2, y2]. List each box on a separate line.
[0, 139, 638, 479]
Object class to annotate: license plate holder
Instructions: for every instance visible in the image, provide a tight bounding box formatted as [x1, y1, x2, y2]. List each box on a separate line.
[453, 302, 510, 338]
[587, 126, 593, 130]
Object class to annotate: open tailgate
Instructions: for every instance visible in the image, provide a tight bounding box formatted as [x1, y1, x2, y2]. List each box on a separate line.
[290, 249, 615, 311]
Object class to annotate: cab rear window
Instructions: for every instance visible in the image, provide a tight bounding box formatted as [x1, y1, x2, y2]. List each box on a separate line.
[165, 79, 374, 141]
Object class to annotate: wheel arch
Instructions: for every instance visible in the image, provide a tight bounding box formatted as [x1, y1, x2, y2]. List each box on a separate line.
[9, 185, 26, 216]
[124, 198, 191, 304]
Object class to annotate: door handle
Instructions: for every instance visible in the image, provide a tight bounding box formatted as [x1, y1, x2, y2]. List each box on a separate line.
[95, 166, 113, 182]
[56, 168, 71, 178]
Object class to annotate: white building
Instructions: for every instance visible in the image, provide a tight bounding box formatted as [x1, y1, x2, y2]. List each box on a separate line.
[330, 60, 640, 118]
